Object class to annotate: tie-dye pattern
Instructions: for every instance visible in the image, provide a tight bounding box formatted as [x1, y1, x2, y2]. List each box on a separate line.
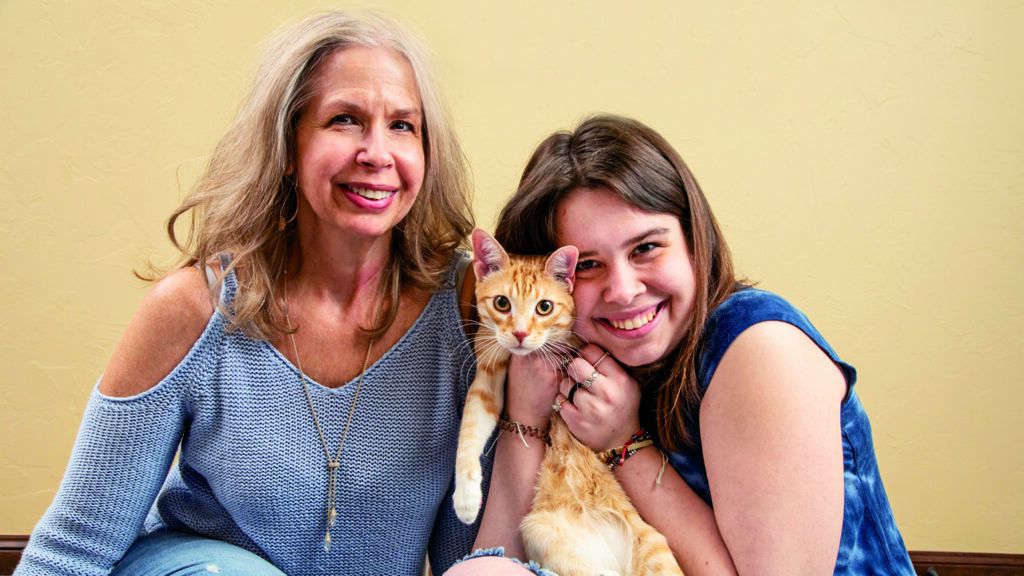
[663, 288, 915, 575]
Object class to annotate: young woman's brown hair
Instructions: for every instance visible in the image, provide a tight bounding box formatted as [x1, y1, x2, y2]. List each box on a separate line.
[495, 114, 739, 449]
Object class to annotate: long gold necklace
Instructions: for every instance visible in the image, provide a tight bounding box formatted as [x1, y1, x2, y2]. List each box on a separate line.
[283, 274, 373, 553]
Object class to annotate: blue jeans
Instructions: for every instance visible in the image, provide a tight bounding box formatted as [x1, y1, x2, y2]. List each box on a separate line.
[111, 531, 285, 576]
[451, 548, 556, 576]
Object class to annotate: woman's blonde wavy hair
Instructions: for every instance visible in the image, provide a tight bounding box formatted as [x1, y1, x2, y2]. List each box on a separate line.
[158, 11, 473, 339]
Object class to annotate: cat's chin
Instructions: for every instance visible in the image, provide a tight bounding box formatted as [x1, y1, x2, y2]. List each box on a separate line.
[508, 346, 537, 356]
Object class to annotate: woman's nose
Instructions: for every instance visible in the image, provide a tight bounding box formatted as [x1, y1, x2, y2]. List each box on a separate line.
[602, 264, 644, 304]
[356, 128, 394, 169]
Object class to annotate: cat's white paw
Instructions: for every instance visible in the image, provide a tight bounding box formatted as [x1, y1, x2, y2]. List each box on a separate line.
[453, 478, 482, 524]
[595, 571, 621, 576]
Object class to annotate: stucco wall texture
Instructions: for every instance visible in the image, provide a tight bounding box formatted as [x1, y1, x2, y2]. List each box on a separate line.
[1, 1, 1021, 553]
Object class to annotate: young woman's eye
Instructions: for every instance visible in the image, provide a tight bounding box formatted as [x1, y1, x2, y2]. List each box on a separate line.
[493, 295, 511, 312]
[535, 300, 553, 316]
[576, 259, 599, 272]
[633, 242, 659, 256]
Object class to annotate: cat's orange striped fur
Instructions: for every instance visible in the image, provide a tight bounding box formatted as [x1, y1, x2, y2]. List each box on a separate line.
[454, 229, 683, 576]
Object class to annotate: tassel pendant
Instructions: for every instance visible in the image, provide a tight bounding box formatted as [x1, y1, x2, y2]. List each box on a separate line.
[288, 296, 372, 558]
[326, 459, 340, 548]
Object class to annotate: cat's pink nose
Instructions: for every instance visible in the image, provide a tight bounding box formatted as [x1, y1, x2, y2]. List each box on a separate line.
[513, 331, 527, 344]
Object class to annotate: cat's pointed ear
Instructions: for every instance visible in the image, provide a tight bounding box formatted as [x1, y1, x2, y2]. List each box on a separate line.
[472, 228, 510, 281]
[545, 245, 578, 293]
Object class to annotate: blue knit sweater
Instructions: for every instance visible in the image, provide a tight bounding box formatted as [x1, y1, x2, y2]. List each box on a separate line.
[16, 259, 480, 576]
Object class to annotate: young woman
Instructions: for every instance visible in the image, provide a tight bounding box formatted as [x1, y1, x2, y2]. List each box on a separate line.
[17, 12, 478, 576]
[451, 115, 914, 575]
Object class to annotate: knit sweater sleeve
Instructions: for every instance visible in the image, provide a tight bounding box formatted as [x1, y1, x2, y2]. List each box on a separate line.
[427, 269, 487, 572]
[15, 378, 191, 576]
[427, 477, 481, 572]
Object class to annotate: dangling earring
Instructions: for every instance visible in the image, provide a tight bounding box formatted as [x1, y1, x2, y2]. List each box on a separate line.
[278, 177, 299, 232]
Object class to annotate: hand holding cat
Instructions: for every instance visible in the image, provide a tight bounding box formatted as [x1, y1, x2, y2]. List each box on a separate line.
[556, 344, 642, 452]
[506, 351, 562, 429]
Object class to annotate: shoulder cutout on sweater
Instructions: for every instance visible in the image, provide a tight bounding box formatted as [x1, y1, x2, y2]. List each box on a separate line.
[99, 266, 216, 397]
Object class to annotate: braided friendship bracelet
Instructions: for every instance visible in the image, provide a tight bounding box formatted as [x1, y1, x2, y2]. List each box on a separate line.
[497, 416, 551, 446]
[597, 429, 654, 470]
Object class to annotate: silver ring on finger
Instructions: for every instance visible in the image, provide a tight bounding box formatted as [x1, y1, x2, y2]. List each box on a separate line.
[581, 370, 600, 389]
[552, 397, 566, 413]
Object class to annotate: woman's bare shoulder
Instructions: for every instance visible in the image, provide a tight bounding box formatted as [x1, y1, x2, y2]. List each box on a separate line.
[99, 266, 217, 397]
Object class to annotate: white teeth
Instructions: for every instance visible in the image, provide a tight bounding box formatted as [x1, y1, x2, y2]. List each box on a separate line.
[610, 309, 656, 331]
[350, 186, 392, 200]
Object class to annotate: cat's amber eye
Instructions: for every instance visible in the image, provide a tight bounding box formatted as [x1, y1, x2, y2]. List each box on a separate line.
[493, 295, 511, 312]
[535, 300, 554, 315]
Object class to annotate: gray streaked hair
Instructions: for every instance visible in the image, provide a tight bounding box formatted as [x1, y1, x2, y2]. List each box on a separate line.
[156, 11, 472, 338]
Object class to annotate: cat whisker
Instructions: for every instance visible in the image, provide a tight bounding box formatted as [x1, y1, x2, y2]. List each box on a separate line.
[458, 318, 490, 331]
[567, 330, 590, 346]
[475, 340, 508, 366]
[546, 341, 578, 356]
[543, 343, 578, 371]
[458, 355, 478, 384]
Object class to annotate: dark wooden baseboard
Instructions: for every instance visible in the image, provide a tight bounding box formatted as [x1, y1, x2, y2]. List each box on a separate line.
[911, 551, 1024, 575]
[0, 536, 27, 575]
[1, 535, 1020, 575]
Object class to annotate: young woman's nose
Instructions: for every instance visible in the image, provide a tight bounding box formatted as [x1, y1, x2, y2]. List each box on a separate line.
[602, 263, 644, 304]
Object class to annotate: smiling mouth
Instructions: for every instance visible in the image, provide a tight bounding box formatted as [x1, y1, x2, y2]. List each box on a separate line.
[603, 304, 662, 331]
[348, 186, 395, 200]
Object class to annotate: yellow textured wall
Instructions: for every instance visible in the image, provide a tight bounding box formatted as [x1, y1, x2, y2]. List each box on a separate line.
[2, 1, 1021, 553]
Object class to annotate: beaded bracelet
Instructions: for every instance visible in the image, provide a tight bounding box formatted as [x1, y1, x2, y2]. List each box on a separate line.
[597, 429, 653, 470]
[497, 416, 550, 446]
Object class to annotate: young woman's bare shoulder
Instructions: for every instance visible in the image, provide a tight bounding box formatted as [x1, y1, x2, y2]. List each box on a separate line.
[99, 266, 216, 397]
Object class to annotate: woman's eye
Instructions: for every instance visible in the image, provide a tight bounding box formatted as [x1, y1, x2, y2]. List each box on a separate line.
[330, 114, 356, 125]
[391, 119, 416, 133]
[633, 242, 658, 256]
[576, 259, 598, 272]
[493, 296, 511, 312]
[535, 300, 553, 315]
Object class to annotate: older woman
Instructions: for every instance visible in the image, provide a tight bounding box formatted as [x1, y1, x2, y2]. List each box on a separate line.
[17, 12, 477, 576]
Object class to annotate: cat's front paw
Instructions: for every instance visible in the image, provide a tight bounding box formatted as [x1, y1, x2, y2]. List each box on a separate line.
[453, 477, 483, 524]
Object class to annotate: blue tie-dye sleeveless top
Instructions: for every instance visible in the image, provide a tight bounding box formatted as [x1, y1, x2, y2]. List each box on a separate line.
[663, 288, 915, 574]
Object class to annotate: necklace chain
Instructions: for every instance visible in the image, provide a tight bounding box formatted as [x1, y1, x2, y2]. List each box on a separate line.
[283, 272, 373, 553]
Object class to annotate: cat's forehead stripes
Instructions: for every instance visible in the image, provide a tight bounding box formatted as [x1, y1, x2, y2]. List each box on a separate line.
[502, 256, 552, 295]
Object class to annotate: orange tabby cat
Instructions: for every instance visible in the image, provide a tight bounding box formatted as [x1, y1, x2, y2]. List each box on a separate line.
[454, 228, 683, 576]
[453, 228, 578, 525]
